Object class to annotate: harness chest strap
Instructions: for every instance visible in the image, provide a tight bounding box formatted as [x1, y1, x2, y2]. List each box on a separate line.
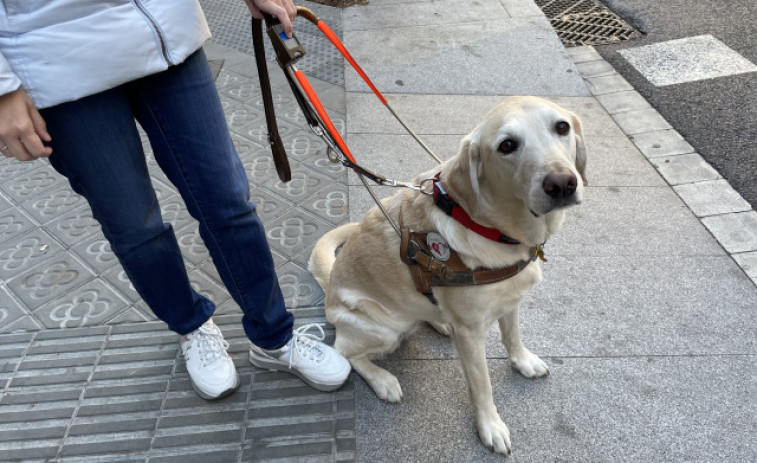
[399, 228, 540, 296]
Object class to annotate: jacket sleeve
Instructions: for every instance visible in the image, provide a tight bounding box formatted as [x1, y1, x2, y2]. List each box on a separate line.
[0, 51, 22, 97]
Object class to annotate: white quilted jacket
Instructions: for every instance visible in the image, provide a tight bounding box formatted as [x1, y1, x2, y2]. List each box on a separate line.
[0, 0, 211, 108]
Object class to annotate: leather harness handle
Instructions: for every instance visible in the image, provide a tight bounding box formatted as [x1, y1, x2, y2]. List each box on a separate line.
[251, 17, 291, 183]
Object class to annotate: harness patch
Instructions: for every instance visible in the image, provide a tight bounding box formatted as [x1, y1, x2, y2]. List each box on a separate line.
[426, 232, 451, 261]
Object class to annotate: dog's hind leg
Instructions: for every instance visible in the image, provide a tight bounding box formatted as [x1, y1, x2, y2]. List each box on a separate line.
[328, 303, 408, 403]
[498, 306, 549, 378]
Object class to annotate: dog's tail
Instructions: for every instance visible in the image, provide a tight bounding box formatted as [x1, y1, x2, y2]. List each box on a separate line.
[309, 222, 360, 292]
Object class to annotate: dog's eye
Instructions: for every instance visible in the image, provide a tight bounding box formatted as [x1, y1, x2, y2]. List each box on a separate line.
[555, 121, 570, 135]
[498, 139, 518, 155]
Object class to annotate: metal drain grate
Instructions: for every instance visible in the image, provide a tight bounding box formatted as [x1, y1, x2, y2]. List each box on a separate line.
[534, 0, 640, 47]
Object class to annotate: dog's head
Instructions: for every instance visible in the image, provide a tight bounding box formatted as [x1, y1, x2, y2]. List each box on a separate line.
[452, 96, 587, 220]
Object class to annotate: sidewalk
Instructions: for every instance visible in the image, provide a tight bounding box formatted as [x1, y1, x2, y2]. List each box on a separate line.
[2, 0, 756, 462]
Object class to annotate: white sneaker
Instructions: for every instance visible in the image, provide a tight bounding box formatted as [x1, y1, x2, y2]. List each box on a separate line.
[249, 323, 351, 392]
[181, 318, 239, 400]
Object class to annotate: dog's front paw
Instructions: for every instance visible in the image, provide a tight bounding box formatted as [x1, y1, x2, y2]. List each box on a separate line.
[477, 414, 511, 455]
[509, 350, 550, 378]
[369, 370, 404, 403]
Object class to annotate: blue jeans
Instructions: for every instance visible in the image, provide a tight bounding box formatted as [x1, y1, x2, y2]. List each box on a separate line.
[40, 49, 293, 349]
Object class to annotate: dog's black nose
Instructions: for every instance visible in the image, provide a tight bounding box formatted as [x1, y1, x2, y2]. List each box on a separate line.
[542, 171, 577, 199]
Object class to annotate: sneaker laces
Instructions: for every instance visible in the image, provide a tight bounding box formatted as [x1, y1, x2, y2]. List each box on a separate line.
[287, 323, 326, 369]
[187, 323, 230, 368]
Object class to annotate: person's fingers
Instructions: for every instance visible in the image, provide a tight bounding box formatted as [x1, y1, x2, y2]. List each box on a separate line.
[283, 0, 297, 23]
[4, 137, 33, 161]
[29, 101, 52, 144]
[0, 88, 51, 161]
[249, 0, 293, 37]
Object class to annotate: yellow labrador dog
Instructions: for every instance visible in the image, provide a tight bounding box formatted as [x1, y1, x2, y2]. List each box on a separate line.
[309, 96, 586, 455]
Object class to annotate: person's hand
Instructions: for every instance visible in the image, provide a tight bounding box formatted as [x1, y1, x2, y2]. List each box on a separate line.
[0, 88, 52, 161]
[243, 0, 297, 37]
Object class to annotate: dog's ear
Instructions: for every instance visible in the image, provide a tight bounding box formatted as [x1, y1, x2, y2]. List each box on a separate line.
[460, 132, 482, 198]
[571, 112, 588, 186]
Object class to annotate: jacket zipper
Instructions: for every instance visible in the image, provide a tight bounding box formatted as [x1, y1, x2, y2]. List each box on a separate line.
[132, 0, 171, 65]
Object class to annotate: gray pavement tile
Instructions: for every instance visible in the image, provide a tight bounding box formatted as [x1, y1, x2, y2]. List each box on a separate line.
[701, 211, 757, 254]
[0, 286, 30, 333]
[347, 93, 502, 135]
[70, 234, 119, 275]
[629, 128, 696, 159]
[565, 45, 603, 64]
[152, 425, 242, 449]
[733, 251, 757, 283]
[344, 18, 588, 97]
[16, 348, 99, 371]
[583, 73, 634, 95]
[611, 108, 673, 135]
[498, 0, 544, 17]
[0, 399, 77, 423]
[298, 180, 349, 226]
[348, 185, 395, 222]
[100, 265, 141, 305]
[0, 313, 43, 333]
[278, 130, 333, 166]
[575, 135, 665, 187]
[242, 436, 336, 461]
[0, 419, 69, 443]
[2, 385, 84, 405]
[276, 261, 325, 309]
[60, 431, 152, 457]
[6, 256, 96, 313]
[257, 165, 336, 206]
[42, 205, 101, 247]
[674, 180, 753, 217]
[0, 438, 61, 461]
[18, 184, 87, 225]
[66, 299, 123, 329]
[0, 207, 37, 246]
[513, 254, 756, 357]
[343, 0, 509, 30]
[84, 377, 169, 399]
[264, 207, 334, 259]
[299, 153, 349, 184]
[90, 360, 175, 382]
[148, 448, 239, 463]
[68, 413, 157, 437]
[225, 101, 266, 134]
[78, 392, 167, 418]
[0, 192, 12, 213]
[0, 156, 48, 185]
[651, 152, 722, 185]
[0, 165, 64, 204]
[345, 134, 452, 186]
[547, 186, 724, 257]
[575, 59, 616, 78]
[98, 342, 178, 366]
[249, 186, 295, 225]
[355, 356, 757, 462]
[25, 329, 106, 354]
[595, 89, 653, 114]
